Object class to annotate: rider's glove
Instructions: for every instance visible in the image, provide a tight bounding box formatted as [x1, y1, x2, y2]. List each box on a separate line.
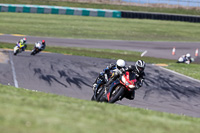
[104, 67, 109, 73]
[135, 73, 139, 78]
[135, 79, 144, 89]
[119, 68, 125, 76]
[99, 72, 104, 77]
[109, 64, 115, 69]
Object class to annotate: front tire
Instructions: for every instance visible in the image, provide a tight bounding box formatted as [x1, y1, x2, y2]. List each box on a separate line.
[31, 50, 37, 55]
[13, 49, 19, 56]
[108, 86, 125, 103]
[96, 85, 105, 102]
[92, 84, 105, 102]
[91, 95, 95, 101]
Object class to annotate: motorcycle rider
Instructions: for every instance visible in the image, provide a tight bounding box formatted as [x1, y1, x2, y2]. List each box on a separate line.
[41, 40, 46, 51]
[124, 60, 146, 100]
[104, 60, 146, 101]
[34, 40, 46, 51]
[92, 59, 126, 92]
[17, 37, 27, 51]
[177, 53, 193, 64]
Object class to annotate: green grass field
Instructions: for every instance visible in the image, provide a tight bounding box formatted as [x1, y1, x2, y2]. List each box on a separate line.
[1, 84, 200, 133]
[1, 0, 200, 15]
[0, 8, 200, 133]
[0, 13, 200, 41]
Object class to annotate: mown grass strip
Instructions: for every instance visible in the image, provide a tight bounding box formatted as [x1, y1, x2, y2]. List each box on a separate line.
[1, 42, 200, 80]
[0, 84, 200, 133]
[1, 13, 200, 41]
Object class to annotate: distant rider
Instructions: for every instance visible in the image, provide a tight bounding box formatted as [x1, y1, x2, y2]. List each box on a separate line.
[92, 59, 126, 92]
[177, 53, 193, 64]
[17, 37, 27, 51]
[40, 40, 46, 51]
[35, 40, 46, 51]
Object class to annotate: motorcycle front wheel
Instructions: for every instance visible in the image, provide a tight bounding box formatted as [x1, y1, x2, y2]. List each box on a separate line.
[96, 85, 106, 102]
[108, 85, 125, 103]
[31, 49, 38, 55]
[91, 84, 105, 102]
[13, 49, 19, 56]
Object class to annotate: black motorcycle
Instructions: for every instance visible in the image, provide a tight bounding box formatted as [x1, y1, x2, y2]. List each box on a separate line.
[91, 70, 110, 102]
[31, 42, 42, 56]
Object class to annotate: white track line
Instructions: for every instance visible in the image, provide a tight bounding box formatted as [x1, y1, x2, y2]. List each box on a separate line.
[9, 52, 19, 88]
[141, 50, 147, 57]
[153, 64, 200, 84]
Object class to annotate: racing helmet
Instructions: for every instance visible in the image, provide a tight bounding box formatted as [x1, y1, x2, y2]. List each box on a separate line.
[186, 53, 191, 58]
[22, 38, 26, 43]
[42, 40, 45, 44]
[135, 60, 146, 73]
[116, 59, 125, 69]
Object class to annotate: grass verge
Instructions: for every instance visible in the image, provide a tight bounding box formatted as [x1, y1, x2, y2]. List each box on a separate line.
[1, 13, 200, 41]
[0, 84, 200, 133]
[1, 42, 200, 80]
[1, 0, 200, 15]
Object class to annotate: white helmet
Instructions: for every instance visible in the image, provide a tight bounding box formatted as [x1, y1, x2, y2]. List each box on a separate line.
[186, 53, 191, 58]
[22, 38, 27, 43]
[116, 59, 125, 69]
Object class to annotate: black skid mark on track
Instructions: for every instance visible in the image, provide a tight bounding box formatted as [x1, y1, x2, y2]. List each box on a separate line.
[33, 68, 68, 88]
[58, 70, 92, 89]
[28, 63, 32, 69]
[143, 69, 200, 101]
[50, 64, 54, 71]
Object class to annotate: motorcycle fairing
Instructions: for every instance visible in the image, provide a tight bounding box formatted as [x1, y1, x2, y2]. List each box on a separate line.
[16, 43, 25, 49]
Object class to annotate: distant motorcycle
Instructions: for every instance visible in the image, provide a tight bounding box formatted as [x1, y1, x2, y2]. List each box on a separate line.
[177, 55, 194, 64]
[30, 42, 42, 55]
[13, 42, 25, 56]
[99, 71, 137, 103]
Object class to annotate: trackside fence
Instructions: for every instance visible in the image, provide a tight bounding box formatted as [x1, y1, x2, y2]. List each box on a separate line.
[0, 4, 200, 22]
[121, 11, 200, 22]
[0, 4, 121, 18]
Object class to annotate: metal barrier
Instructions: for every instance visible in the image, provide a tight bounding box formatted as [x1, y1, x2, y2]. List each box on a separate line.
[121, 10, 200, 22]
[1, 3, 200, 23]
[0, 4, 121, 18]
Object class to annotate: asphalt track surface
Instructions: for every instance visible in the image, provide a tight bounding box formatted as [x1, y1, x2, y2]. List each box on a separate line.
[1, 34, 200, 60]
[0, 49, 200, 118]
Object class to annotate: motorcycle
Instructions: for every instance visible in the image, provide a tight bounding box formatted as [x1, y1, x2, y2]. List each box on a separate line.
[99, 71, 137, 103]
[91, 71, 109, 102]
[13, 42, 25, 56]
[31, 42, 42, 55]
[177, 56, 194, 64]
